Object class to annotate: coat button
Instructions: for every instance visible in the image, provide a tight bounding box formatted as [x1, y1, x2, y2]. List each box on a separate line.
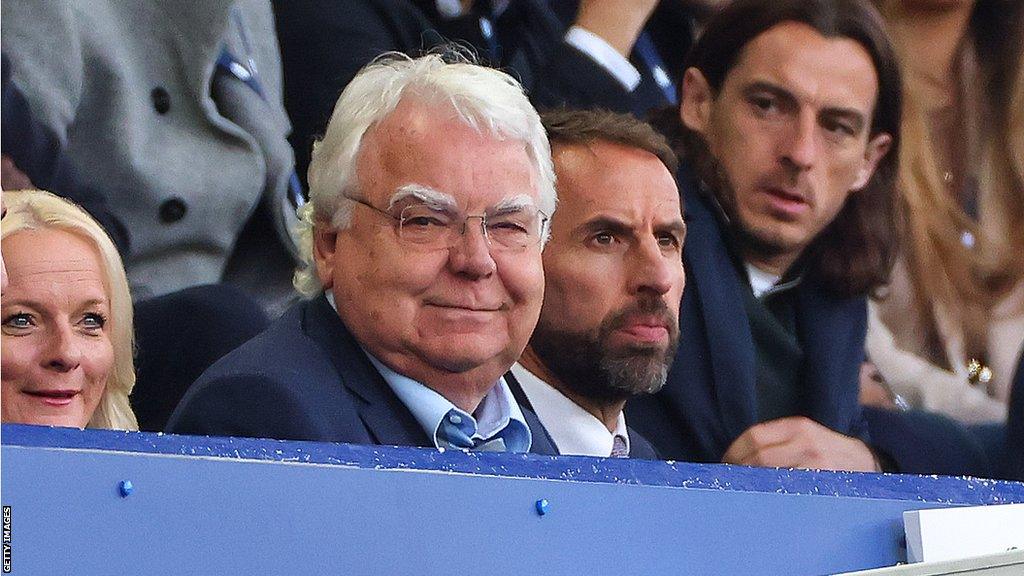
[151, 87, 171, 114]
[159, 197, 187, 223]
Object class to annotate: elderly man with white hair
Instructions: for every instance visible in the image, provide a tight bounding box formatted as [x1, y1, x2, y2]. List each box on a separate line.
[167, 52, 558, 454]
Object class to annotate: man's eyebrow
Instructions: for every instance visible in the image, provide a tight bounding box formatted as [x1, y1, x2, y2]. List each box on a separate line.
[656, 219, 688, 237]
[821, 107, 867, 132]
[744, 80, 867, 130]
[491, 194, 537, 214]
[578, 216, 636, 237]
[388, 184, 458, 212]
[742, 81, 798, 106]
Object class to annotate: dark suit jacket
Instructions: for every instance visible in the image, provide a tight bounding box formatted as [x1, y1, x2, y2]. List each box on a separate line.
[626, 170, 995, 476]
[403, 0, 678, 116]
[505, 370, 660, 460]
[863, 406, 994, 477]
[166, 295, 558, 455]
[272, 0, 438, 189]
[273, 0, 675, 188]
[626, 172, 870, 463]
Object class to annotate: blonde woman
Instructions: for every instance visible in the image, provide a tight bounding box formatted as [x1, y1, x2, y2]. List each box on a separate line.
[1, 190, 137, 430]
[865, 0, 1024, 423]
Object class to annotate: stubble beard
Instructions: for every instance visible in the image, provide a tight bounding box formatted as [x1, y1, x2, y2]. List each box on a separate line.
[529, 299, 680, 405]
[691, 138, 798, 264]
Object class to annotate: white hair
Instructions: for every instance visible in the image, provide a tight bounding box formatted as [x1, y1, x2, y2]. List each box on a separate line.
[293, 51, 557, 297]
[389, 184, 458, 212]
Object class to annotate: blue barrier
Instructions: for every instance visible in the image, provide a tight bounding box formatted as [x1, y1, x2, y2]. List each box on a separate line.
[3, 423, 1023, 575]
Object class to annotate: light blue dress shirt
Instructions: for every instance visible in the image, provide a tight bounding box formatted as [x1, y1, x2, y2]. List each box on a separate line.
[364, 354, 532, 452]
[326, 291, 531, 452]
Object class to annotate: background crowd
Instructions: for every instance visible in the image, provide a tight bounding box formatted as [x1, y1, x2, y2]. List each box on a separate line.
[1, 0, 1022, 481]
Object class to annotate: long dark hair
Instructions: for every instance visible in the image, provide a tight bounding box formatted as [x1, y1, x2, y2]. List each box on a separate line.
[682, 0, 903, 298]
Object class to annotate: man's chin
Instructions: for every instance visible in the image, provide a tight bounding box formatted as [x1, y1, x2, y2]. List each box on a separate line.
[418, 341, 514, 375]
[736, 220, 807, 262]
[600, 356, 670, 398]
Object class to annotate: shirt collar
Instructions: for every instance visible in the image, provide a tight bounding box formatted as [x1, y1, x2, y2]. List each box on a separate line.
[327, 289, 531, 451]
[367, 354, 531, 452]
[511, 363, 629, 457]
[745, 263, 781, 299]
[744, 262, 803, 300]
[435, 0, 509, 18]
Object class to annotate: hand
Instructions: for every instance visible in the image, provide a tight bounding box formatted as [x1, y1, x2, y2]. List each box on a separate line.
[859, 360, 896, 409]
[575, 0, 660, 57]
[1, 155, 35, 190]
[722, 416, 881, 472]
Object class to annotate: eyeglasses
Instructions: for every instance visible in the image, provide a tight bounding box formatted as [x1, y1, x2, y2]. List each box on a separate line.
[345, 196, 549, 252]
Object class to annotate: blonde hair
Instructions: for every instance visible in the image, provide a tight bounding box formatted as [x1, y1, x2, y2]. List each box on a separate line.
[2, 190, 138, 431]
[881, 2, 1024, 365]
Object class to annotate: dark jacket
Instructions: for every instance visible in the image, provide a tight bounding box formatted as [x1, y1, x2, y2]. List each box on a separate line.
[273, 0, 678, 188]
[626, 168, 995, 476]
[626, 173, 869, 463]
[167, 295, 558, 455]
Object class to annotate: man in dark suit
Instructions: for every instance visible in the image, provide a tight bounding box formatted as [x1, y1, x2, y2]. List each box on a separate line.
[507, 109, 686, 460]
[628, 0, 903, 472]
[273, 0, 678, 189]
[167, 52, 558, 455]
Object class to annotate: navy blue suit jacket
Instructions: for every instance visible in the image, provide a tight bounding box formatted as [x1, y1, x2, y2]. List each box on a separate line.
[166, 295, 558, 455]
[626, 175, 869, 462]
[273, 0, 677, 188]
[626, 172, 996, 476]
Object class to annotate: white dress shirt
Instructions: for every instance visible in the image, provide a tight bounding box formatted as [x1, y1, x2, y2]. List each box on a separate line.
[745, 263, 782, 299]
[434, 1, 640, 92]
[564, 26, 642, 91]
[510, 363, 630, 457]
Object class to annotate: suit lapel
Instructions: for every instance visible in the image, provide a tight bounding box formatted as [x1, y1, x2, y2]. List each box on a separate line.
[504, 370, 534, 411]
[504, 370, 559, 455]
[626, 427, 661, 460]
[520, 406, 560, 456]
[794, 279, 866, 432]
[683, 185, 759, 438]
[302, 295, 432, 448]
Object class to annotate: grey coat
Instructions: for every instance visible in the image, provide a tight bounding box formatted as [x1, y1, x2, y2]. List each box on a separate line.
[2, 0, 299, 303]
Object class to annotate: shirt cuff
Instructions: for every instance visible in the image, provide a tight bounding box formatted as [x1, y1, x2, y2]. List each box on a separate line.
[564, 26, 642, 92]
[435, 0, 509, 19]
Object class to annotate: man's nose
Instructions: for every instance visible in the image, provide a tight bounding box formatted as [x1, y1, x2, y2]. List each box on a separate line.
[448, 215, 497, 278]
[43, 323, 83, 373]
[629, 239, 680, 297]
[781, 112, 819, 171]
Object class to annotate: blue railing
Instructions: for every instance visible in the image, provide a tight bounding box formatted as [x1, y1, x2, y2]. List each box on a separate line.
[3, 423, 1022, 575]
